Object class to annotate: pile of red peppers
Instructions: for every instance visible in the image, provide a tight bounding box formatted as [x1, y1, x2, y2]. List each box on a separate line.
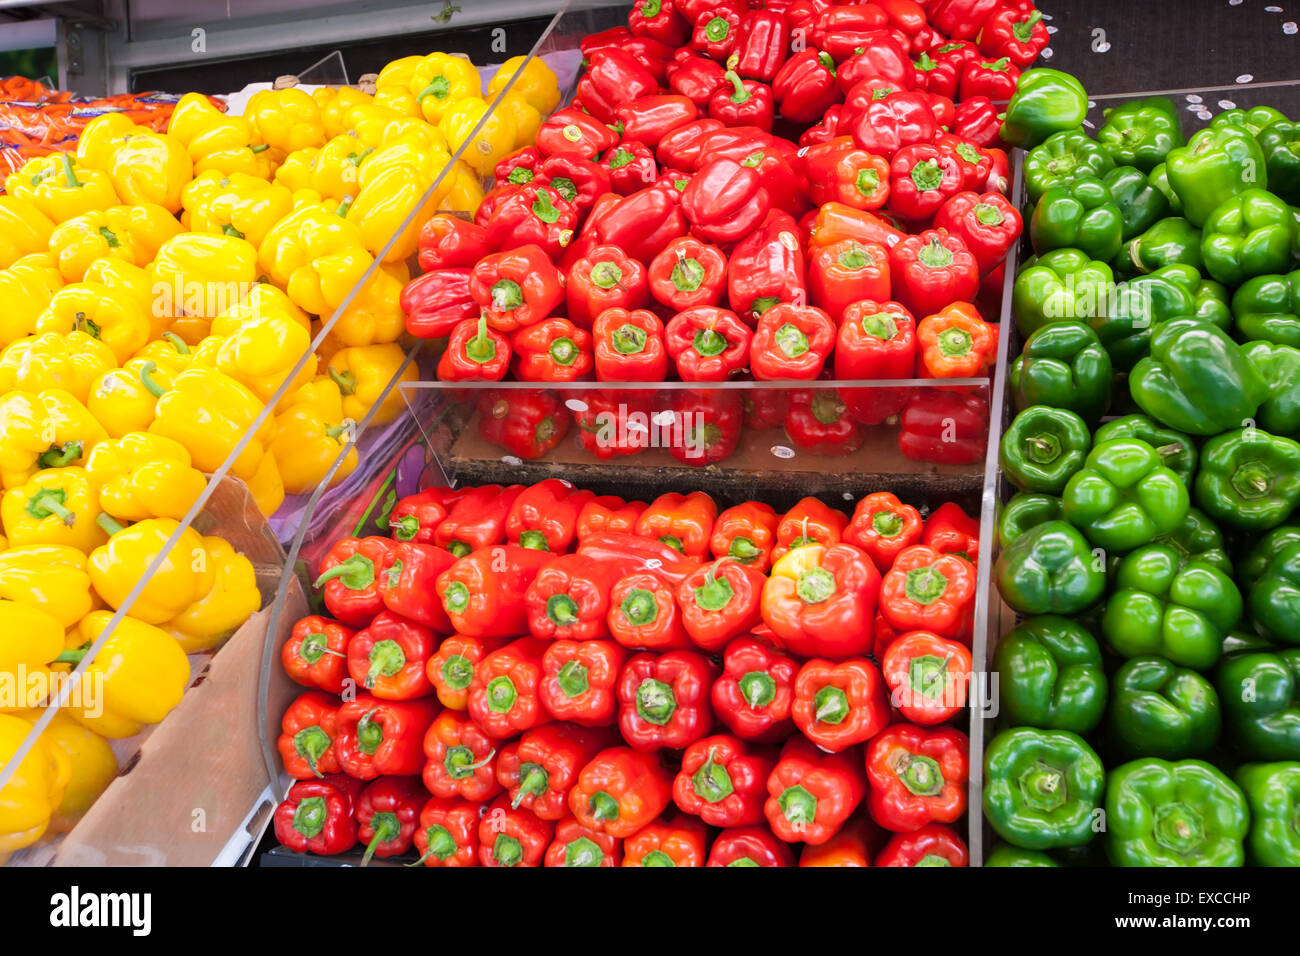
[273, 478, 981, 866]
[399, 0, 1044, 467]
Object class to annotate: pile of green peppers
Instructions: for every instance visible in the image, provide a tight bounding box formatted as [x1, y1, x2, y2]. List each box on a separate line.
[987, 70, 1300, 868]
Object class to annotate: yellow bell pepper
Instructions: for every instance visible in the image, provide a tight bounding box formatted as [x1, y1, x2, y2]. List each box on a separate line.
[0, 196, 56, 270]
[243, 445, 285, 517]
[273, 146, 318, 193]
[107, 129, 193, 214]
[332, 264, 407, 345]
[0, 712, 71, 857]
[1, 466, 105, 553]
[85, 432, 206, 522]
[351, 157, 453, 262]
[11, 708, 116, 834]
[245, 87, 326, 153]
[64, 611, 191, 739]
[371, 85, 420, 118]
[74, 113, 137, 172]
[47, 202, 183, 283]
[0, 545, 96, 628]
[161, 535, 260, 652]
[147, 365, 270, 479]
[0, 599, 70, 707]
[167, 91, 282, 179]
[439, 96, 517, 176]
[258, 196, 372, 316]
[309, 132, 374, 200]
[214, 307, 317, 404]
[271, 378, 359, 494]
[495, 91, 544, 150]
[439, 159, 486, 215]
[0, 389, 108, 488]
[87, 516, 213, 624]
[411, 53, 482, 124]
[150, 232, 260, 322]
[0, 254, 64, 348]
[87, 359, 171, 438]
[131, 331, 193, 373]
[35, 282, 152, 363]
[82, 256, 156, 319]
[180, 170, 293, 248]
[328, 342, 417, 425]
[317, 85, 374, 139]
[375, 54, 426, 92]
[488, 55, 562, 116]
[211, 281, 310, 335]
[5, 154, 118, 224]
[0, 330, 117, 403]
[351, 109, 446, 154]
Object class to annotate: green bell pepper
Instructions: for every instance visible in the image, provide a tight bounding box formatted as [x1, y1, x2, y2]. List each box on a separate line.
[1012, 248, 1115, 337]
[1089, 266, 1202, 372]
[993, 615, 1107, 734]
[995, 520, 1106, 616]
[1195, 426, 1300, 532]
[1029, 175, 1123, 261]
[1108, 656, 1222, 759]
[998, 492, 1064, 549]
[1191, 276, 1232, 329]
[1238, 524, 1300, 590]
[1105, 759, 1249, 867]
[1258, 121, 1300, 205]
[1235, 762, 1300, 866]
[1165, 126, 1268, 227]
[1151, 507, 1232, 576]
[1129, 317, 1267, 435]
[1244, 341, 1300, 435]
[1000, 406, 1091, 493]
[1216, 649, 1300, 760]
[1232, 270, 1300, 346]
[1116, 216, 1203, 277]
[1201, 188, 1297, 286]
[984, 727, 1104, 850]
[1149, 162, 1184, 216]
[1097, 97, 1185, 172]
[999, 68, 1089, 150]
[1010, 321, 1112, 424]
[1061, 438, 1190, 553]
[1093, 413, 1197, 485]
[1247, 542, 1300, 645]
[984, 844, 1061, 867]
[1103, 165, 1170, 240]
[1209, 105, 1288, 138]
[1102, 543, 1241, 670]
[1224, 629, 1275, 656]
[1024, 130, 1116, 204]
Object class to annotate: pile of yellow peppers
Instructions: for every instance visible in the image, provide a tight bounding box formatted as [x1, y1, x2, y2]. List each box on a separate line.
[0, 50, 560, 860]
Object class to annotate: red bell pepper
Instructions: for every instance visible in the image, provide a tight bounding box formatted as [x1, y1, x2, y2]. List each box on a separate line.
[436, 543, 550, 637]
[336, 692, 438, 779]
[845, 491, 925, 573]
[889, 143, 964, 221]
[726, 210, 806, 321]
[706, 825, 795, 866]
[978, 7, 1049, 68]
[388, 486, 467, 544]
[699, 132, 806, 216]
[540, 640, 628, 726]
[422, 708, 501, 801]
[846, 89, 934, 159]
[922, 501, 979, 563]
[665, 306, 752, 380]
[525, 554, 627, 641]
[680, 157, 771, 245]
[667, 49, 728, 107]
[677, 558, 766, 652]
[376, 542, 456, 632]
[936, 133, 995, 193]
[568, 746, 673, 838]
[952, 94, 1003, 148]
[536, 107, 621, 160]
[591, 307, 669, 382]
[427, 634, 505, 711]
[536, 154, 612, 219]
[617, 650, 717, 751]
[959, 55, 1020, 102]
[589, 186, 689, 264]
[497, 722, 616, 819]
[800, 103, 845, 147]
[544, 816, 623, 866]
[621, 814, 706, 866]
[674, 387, 744, 465]
[711, 634, 797, 743]
[400, 268, 477, 340]
[495, 147, 542, 189]
[278, 690, 341, 780]
[506, 479, 591, 553]
[835, 32, 915, 92]
[347, 609, 437, 700]
[804, 144, 890, 213]
[691, 3, 743, 59]
[616, 94, 698, 150]
[865, 724, 967, 832]
[313, 536, 394, 628]
[799, 817, 879, 866]
[744, 387, 791, 430]
[749, 303, 836, 381]
[411, 796, 479, 867]
[481, 183, 579, 261]
[933, 190, 1021, 275]
[436, 316, 510, 382]
[475, 389, 571, 460]
[732, 10, 789, 82]
[434, 484, 524, 557]
[273, 774, 364, 855]
[708, 72, 774, 131]
[898, 388, 989, 464]
[578, 531, 702, 583]
[478, 794, 554, 867]
[577, 496, 646, 540]
[572, 391, 653, 460]
[792, 656, 890, 752]
[672, 734, 774, 828]
[511, 318, 595, 383]
[879, 544, 977, 641]
[808, 4, 891, 61]
[648, 235, 728, 311]
[469, 244, 564, 332]
[609, 571, 692, 651]
[416, 215, 491, 272]
[771, 496, 848, 563]
[881, 629, 972, 725]
[808, 240, 891, 322]
[566, 244, 650, 333]
[710, 501, 779, 571]
[785, 388, 866, 455]
[356, 776, 425, 866]
[929, 0, 1002, 40]
[889, 229, 980, 318]
[761, 541, 880, 658]
[875, 822, 968, 866]
[772, 48, 840, 125]
[636, 491, 717, 557]
[588, 32, 675, 82]
[835, 299, 917, 425]
[281, 615, 353, 693]
[657, 117, 725, 170]
[602, 141, 659, 196]
[467, 636, 551, 739]
[917, 302, 998, 379]
[630, 0, 690, 51]
[764, 736, 867, 845]
[578, 48, 659, 123]
[912, 49, 959, 98]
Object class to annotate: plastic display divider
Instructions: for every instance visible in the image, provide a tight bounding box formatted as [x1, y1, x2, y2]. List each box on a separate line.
[0, 7, 571, 861]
